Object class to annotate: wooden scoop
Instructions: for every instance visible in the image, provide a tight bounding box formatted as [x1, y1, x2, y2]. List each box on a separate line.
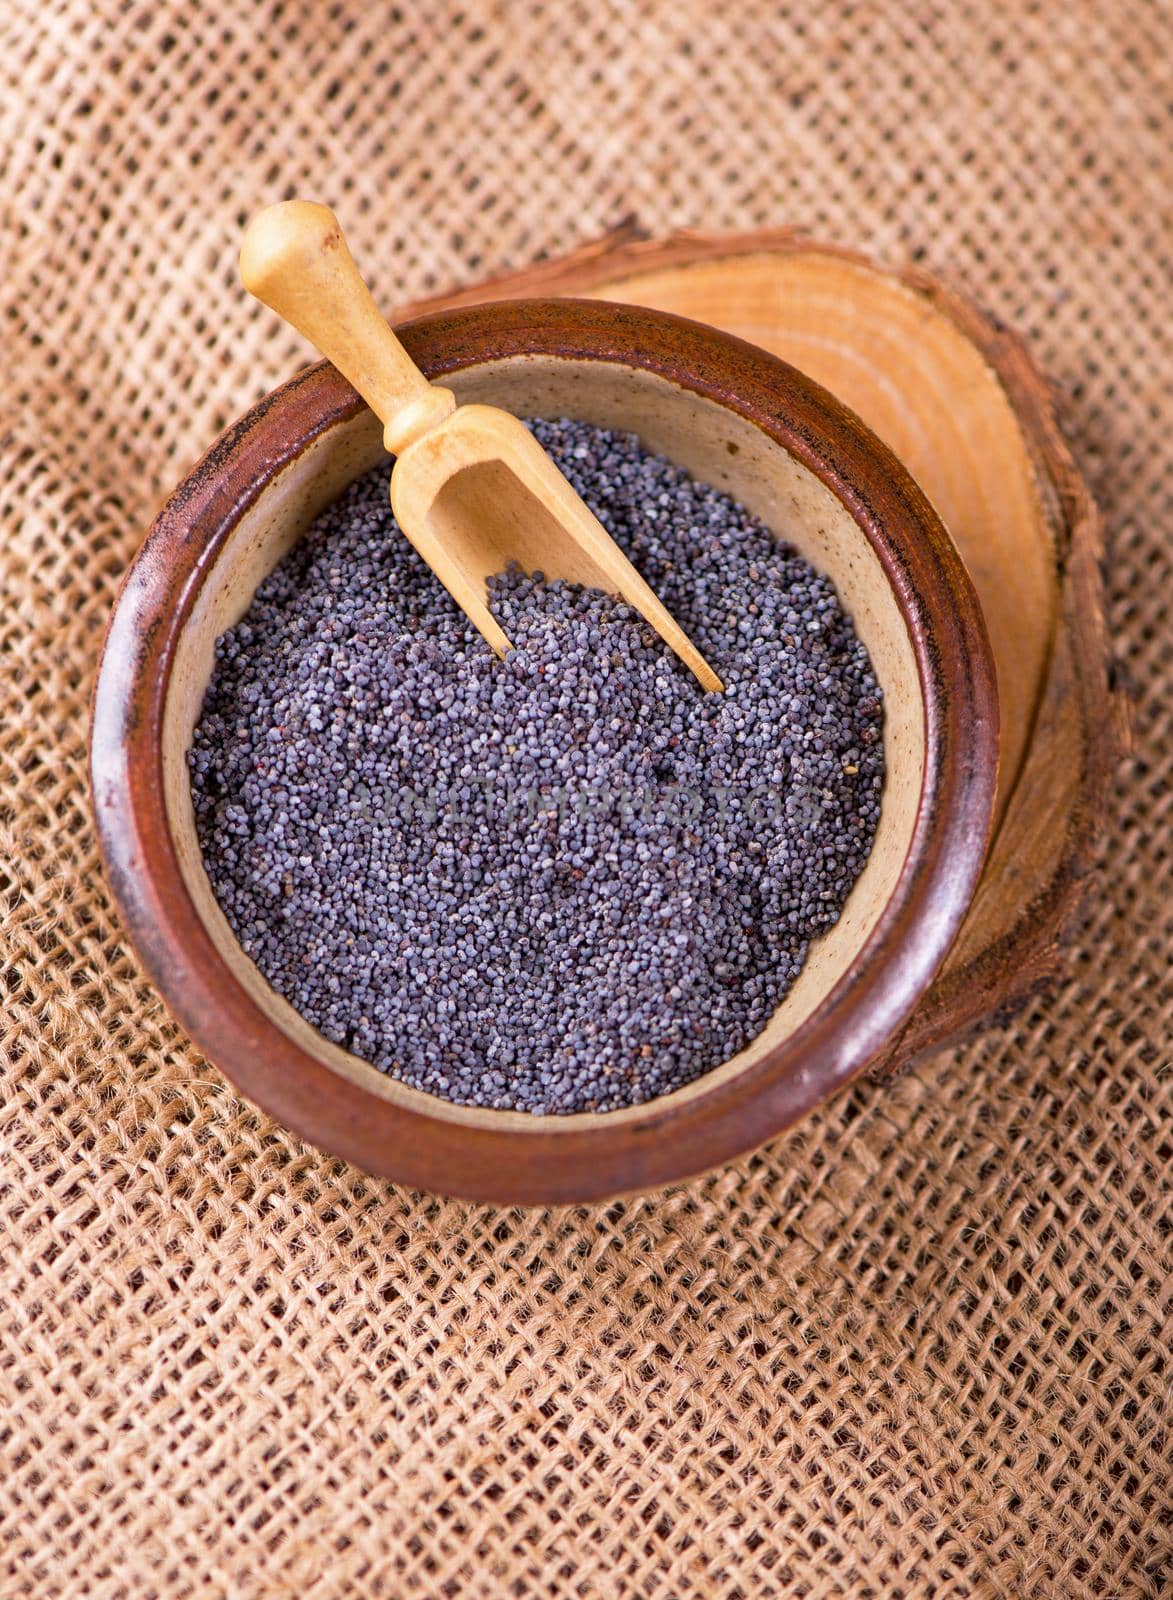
[239, 202, 723, 692]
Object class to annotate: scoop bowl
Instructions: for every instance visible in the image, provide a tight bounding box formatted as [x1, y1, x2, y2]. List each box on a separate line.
[90, 298, 997, 1203]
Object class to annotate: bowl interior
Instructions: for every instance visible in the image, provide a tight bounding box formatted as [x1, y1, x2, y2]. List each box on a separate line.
[162, 354, 925, 1129]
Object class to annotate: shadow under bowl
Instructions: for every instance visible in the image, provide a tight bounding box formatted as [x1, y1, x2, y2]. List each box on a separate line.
[91, 299, 997, 1203]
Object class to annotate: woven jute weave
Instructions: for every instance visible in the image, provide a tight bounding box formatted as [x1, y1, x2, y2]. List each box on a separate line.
[1, 2, 1169, 1596]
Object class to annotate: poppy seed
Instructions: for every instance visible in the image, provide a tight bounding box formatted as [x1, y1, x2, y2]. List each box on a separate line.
[188, 419, 884, 1114]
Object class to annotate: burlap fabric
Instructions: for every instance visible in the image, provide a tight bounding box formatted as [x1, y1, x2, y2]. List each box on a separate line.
[2, 3, 1169, 1595]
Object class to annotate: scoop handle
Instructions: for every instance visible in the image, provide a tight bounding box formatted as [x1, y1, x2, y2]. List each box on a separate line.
[240, 201, 455, 455]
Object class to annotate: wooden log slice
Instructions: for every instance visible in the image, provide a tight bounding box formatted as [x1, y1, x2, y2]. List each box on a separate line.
[399, 227, 1122, 1069]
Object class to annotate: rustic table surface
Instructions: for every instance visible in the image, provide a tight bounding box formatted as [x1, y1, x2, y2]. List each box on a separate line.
[1, 4, 1167, 1597]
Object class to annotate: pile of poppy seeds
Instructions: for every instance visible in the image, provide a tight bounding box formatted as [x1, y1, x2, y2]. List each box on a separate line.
[189, 419, 884, 1114]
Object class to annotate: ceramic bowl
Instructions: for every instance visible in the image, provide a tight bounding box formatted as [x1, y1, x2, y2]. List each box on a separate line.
[91, 299, 997, 1202]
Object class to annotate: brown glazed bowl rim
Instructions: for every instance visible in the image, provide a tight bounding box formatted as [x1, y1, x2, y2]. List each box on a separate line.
[91, 298, 998, 1204]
